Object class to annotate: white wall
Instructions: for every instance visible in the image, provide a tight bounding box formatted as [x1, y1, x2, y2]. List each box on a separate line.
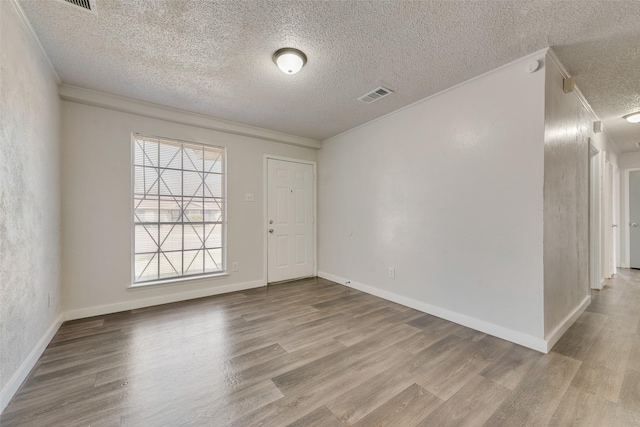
[0, 0, 62, 410]
[318, 52, 547, 347]
[542, 54, 590, 337]
[618, 152, 640, 170]
[60, 100, 317, 317]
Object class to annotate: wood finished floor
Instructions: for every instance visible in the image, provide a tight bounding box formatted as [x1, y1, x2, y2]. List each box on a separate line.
[3, 271, 640, 426]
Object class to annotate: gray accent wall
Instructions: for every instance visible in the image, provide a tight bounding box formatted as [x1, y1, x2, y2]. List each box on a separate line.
[0, 1, 61, 397]
[543, 54, 590, 337]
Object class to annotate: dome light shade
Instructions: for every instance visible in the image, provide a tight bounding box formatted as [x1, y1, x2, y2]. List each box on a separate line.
[273, 48, 307, 74]
[624, 112, 640, 123]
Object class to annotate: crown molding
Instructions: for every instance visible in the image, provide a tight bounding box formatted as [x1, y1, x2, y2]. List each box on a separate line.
[59, 85, 322, 149]
[547, 48, 621, 153]
[325, 48, 550, 144]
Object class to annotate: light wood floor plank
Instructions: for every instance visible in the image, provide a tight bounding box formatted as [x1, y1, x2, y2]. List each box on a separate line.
[416, 335, 512, 400]
[479, 343, 541, 390]
[619, 368, 640, 413]
[352, 383, 441, 427]
[416, 375, 510, 427]
[483, 352, 582, 427]
[548, 385, 618, 427]
[324, 351, 419, 424]
[287, 406, 345, 427]
[551, 311, 606, 360]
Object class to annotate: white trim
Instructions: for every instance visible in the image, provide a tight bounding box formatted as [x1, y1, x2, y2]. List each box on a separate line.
[318, 271, 549, 353]
[324, 48, 550, 144]
[603, 159, 613, 280]
[7, 0, 61, 84]
[546, 49, 598, 121]
[624, 168, 640, 268]
[546, 49, 622, 153]
[128, 273, 230, 290]
[64, 279, 264, 321]
[613, 163, 620, 274]
[129, 134, 228, 286]
[1, 279, 264, 412]
[263, 155, 318, 285]
[544, 295, 591, 351]
[58, 85, 321, 149]
[0, 313, 64, 413]
[590, 147, 604, 289]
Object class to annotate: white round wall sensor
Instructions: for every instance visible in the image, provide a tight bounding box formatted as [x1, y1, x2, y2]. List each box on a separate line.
[525, 60, 540, 73]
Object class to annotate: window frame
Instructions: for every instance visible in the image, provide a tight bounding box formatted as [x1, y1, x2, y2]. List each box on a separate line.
[130, 133, 227, 288]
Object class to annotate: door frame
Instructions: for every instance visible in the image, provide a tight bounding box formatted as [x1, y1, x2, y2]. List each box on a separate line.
[262, 155, 317, 285]
[590, 143, 602, 289]
[603, 158, 613, 279]
[612, 163, 620, 276]
[623, 167, 640, 268]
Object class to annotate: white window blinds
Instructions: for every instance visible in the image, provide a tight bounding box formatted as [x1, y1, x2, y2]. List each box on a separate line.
[132, 135, 226, 284]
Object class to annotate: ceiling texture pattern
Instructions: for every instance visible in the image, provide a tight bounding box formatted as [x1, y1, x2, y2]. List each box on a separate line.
[18, 0, 640, 149]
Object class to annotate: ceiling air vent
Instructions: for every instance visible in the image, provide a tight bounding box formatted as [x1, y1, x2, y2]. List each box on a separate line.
[358, 86, 393, 104]
[58, 0, 97, 13]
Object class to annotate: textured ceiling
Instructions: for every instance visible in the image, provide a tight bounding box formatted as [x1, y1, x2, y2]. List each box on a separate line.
[18, 0, 640, 149]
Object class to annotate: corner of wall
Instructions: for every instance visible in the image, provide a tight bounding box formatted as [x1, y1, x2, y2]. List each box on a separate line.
[319, 49, 548, 344]
[318, 272, 549, 353]
[0, 315, 64, 413]
[6, 0, 61, 84]
[0, 0, 63, 412]
[542, 50, 591, 338]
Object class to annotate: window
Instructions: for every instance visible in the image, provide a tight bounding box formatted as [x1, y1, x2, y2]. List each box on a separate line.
[132, 134, 225, 285]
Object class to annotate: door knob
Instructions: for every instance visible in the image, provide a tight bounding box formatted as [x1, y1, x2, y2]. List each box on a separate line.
[269, 229, 274, 233]
[269, 220, 273, 224]
[612, 224, 618, 228]
[632, 223, 638, 227]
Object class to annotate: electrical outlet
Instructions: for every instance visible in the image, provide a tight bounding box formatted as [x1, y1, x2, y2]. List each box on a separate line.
[245, 193, 254, 202]
[388, 267, 395, 279]
[232, 262, 239, 272]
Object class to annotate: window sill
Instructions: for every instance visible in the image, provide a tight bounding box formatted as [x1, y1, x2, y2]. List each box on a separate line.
[128, 272, 229, 290]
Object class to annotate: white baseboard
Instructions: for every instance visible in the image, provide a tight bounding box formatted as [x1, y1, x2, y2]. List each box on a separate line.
[591, 282, 603, 290]
[65, 280, 265, 321]
[318, 271, 549, 353]
[0, 313, 64, 413]
[1, 279, 265, 414]
[543, 295, 591, 352]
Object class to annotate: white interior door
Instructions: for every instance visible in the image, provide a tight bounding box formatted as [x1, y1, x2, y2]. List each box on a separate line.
[629, 170, 640, 269]
[267, 158, 315, 283]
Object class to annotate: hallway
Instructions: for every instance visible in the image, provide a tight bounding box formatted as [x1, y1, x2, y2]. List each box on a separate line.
[547, 268, 640, 424]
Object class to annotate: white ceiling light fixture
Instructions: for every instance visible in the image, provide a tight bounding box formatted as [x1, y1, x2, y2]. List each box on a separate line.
[273, 48, 307, 75]
[624, 112, 640, 123]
